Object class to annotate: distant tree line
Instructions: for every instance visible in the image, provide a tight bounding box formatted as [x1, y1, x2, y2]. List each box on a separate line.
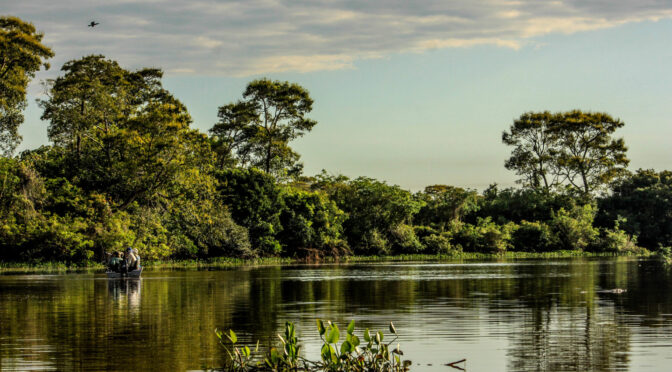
[1, 16, 670, 263]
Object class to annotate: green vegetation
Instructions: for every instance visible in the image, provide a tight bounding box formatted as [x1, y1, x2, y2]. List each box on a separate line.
[1, 16, 669, 266]
[217, 320, 412, 371]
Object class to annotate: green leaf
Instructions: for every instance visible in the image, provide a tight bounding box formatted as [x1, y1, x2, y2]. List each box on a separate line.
[340, 340, 353, 354]
[330, 345, 338, 363]
[321, 343, 331, 361]
[347, 320, 356, 335]
[375, 331, 383, 344]
[228, 329, 237, 344]
[317, 319, 326, 335]
[351, 335, 360, 347]
[326, 325, 340, 344]
[363, 328, 371, 342]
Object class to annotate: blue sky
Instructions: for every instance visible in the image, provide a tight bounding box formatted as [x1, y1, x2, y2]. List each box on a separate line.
[8, 0, 672, 190]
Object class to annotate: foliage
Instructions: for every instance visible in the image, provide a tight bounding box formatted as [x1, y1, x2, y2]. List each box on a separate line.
[510, 220, 556, 252]
[215, 168, 284, 255]
[453, 218, 515, 253]
[597, 169, 672, 250]
[471, 184, 578, 224]
[217, 320, 411, 371]
[210, 79, 317, 178]
[359, 229, 391, 256]
[40, 55, 209, 211]
[549, 205, 599, 251]
[313, 174, 423, 254]
[277, 187, 348, 257]
[502, 111, 558, 191]
[389, 224, 424, 254]
[503, 110, 629, 195]
[413, 185, 479, 230]
[589, 226, 638, 253]
[0, 16, 54, 156]
[421, 232, 456, 255]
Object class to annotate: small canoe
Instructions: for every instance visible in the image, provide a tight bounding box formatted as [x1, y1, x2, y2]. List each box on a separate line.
[106, 267, 143, 278]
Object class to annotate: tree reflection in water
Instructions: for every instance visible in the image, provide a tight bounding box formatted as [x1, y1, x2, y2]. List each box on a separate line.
[0, 258, 671, 371]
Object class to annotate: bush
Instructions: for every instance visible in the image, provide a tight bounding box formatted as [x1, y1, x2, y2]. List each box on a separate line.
[389, 224, 424, 254]
[550, 204, 599, 250]
[277, 188, 347, 257]
[422, 232, 456, 254]
[597, 169, 672, 250]
[511, 221, 556, 252]
[588, 226, 638, 253]
[358, 229, 390, 255]
[453, 218, 514, 253]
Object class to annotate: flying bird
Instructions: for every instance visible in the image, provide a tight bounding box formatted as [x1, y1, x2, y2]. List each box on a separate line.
[88, 21, 99, 27]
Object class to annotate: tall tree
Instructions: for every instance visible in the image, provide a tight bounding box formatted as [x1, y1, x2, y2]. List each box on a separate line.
[0, 16, 54, 156]
[39, 55, 209, 209]
[503, 110, 629, 195]
[210, 79, 317, 177]
[551, 110, 629, 195]
[502, 112, 558, 191]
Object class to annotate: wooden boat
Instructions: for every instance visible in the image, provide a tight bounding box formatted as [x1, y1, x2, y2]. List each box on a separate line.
[106, 267, 143, 278]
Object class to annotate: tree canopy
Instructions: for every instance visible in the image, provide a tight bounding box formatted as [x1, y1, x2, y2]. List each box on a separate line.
[503, 110, 629, 195]
[210, 79, 317, 178]
[0, 16, 54, 156]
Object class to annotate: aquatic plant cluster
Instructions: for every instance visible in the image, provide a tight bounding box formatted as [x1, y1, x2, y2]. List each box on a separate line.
[216, 320, 413, 371]
[2, 16, 671, 265]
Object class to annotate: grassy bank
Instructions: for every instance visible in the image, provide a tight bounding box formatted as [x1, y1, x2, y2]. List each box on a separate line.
[0, 249, 652, 274]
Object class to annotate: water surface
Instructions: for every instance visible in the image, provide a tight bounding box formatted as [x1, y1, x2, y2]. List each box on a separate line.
[1, 257, 672, 371]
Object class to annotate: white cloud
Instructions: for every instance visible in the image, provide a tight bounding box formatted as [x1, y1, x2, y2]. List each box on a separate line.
[5, 0, 672, 76]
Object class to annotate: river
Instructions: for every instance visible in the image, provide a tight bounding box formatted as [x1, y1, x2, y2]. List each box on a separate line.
[1, 257, 671, 371]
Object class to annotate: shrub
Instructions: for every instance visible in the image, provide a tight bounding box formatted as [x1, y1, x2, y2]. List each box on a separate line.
[589, 227, 638, 252]
[277, 188, 347, 257]
[453, 217, 514, 253]
[550, 204, 599, 250]
[422, 232, 456, 254]
[389, 224, 424, 254]
[358, 229, 390, 255]
[511, 221, 556, 252]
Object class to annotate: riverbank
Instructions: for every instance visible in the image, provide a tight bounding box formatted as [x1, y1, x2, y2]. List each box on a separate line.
[0, 249, 652, 274]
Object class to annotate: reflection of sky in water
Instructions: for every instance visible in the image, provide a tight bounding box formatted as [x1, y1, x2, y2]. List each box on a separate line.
[1, 258, 671, 371]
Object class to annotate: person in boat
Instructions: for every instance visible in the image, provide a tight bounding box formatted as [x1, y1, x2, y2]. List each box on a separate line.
[108, 251, 123, 272]
[132, 248, 141, 269]
[125, 247, 139, 271]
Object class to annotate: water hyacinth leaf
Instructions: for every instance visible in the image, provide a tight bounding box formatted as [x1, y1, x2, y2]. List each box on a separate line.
[340, 340, 352, 354]
[243, 346, 250, 357]
[351, 334, 360, 347]
[389, 322, 397, 334]
[317, 319, 326, 335]
[228, 329, 237, 343]
[326, 325, 339, 344]
[364, 328, 371, 342]
[329, 345, 338, 363]
[321, 343, 331, 361]
[347, 319, 355, 335]
[375, 331, 382, 344]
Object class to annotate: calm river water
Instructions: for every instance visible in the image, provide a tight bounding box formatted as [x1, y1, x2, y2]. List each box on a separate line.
[1, 258, 672, 371]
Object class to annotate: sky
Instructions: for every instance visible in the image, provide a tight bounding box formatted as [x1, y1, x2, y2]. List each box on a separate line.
[6, 0, 672, 190]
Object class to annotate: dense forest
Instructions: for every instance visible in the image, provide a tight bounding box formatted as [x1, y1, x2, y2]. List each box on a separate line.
[1, 16, 671, 264]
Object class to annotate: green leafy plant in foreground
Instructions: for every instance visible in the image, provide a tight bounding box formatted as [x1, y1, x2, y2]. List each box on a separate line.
[217, 320, 411, 371]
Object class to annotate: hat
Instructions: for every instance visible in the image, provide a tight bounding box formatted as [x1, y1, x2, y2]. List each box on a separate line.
[126, 247, 133, 252]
